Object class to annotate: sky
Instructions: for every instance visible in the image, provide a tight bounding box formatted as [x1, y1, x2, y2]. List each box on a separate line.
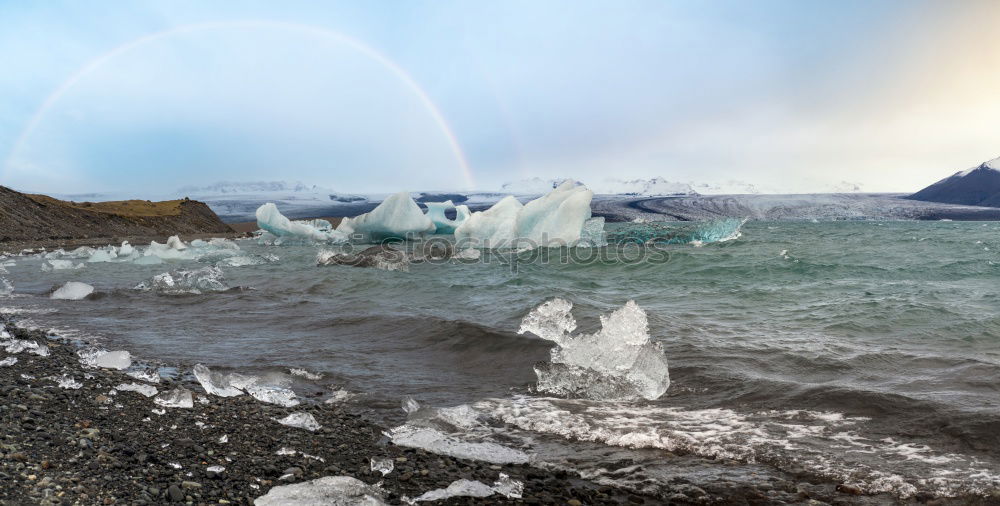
[1, 0, 999, 196]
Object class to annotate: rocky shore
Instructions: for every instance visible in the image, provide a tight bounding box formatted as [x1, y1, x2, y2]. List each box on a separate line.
[0, 316, 673, 506]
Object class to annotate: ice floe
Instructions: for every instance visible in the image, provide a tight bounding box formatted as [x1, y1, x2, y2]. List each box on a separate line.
[253, 476, 386, 506]
[519, 299, 669, 401]
[50, 281, 94, 300]
[134, 266, 230, 294]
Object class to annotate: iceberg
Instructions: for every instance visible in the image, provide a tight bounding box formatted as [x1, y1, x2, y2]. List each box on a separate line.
[87, 247, 118, 263]
[453, 196, 523, 249]
[337, 192, 435, 241]
[513, 180, 593, 247]
[253, 476, 386, 506]
[518, 299, 670, 401]
[256, 203, 347, 243]
[423, 200, 471, 234]
[50, 281, 94, 300]
[276, 412, 321, 431]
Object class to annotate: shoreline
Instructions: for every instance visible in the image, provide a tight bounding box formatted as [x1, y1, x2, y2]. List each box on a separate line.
[0, 314, 670, 505]
[1, 315, 988, 505]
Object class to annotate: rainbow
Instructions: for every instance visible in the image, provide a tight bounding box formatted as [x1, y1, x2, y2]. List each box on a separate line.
[2, 20, 475, 189]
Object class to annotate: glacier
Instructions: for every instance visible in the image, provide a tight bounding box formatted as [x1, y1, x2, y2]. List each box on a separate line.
[337, 191, 435, 241]
[256, 203, 347, 244]
[519, 299, 670, 401]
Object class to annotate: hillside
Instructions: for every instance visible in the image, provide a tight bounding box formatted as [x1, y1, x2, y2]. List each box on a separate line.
[907, 157, 1000, 207]
[0, 185, 233, 243]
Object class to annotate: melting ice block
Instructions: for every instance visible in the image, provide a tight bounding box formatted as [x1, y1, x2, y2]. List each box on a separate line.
[453, 196, 523, 249]
[276, 412, 321, 431]
[337, 192, 435, 241]
[115, 382, 158, 397]
[519, 299, 670, 401]
[256, 203, 347, 243]
[155, 388, 194, 408]
[423, 200, 471, 234]
[513, 180, 593, 247]
[253, 476, 386, 506]
[78, 349, 132, 370]
[134, 266, 229, 295]
[411, 480, 495, 502]
[50, 281, 94, 300]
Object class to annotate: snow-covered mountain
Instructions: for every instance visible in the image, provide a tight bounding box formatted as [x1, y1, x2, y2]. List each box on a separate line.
[592, 177, 697, 196]
[177, 181, 330, 195]
[500, 177, 580, 194]
[908, 157, 1000, 207]
[688, 180, 762, 195]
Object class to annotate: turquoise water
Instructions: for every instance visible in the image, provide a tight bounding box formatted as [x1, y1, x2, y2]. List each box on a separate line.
[3, 220, 1000, 498]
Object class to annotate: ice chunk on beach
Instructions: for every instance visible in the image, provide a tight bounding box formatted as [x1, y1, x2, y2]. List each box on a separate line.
[513, 180, 593, 247]
[519, 299, 670, 401]
[193, 364, 248, 397]
[246, 383, 300, 407]
[493, 473, 524, 499]
[78, 349, 132, 370]
[54, 375, 83, 389]
[370, 457, 394, 476]
[411, 479, 495, 502]
[387, 425, 530, 464]
[337, 192, 435, 241]
[115, 382, 158, 397]
[125, 368, 161, 383]
[50, 281, 94, 300]
[253, 476, 386, 506]
[155, 388, 194, 408]
[402, 396, 421, 415]
[276, 412, 321, 431]
[454, 196, 523, 248]
[423, 200, 471, 234]
[256, 203, 347, 243]
[0, 356, 16, 367]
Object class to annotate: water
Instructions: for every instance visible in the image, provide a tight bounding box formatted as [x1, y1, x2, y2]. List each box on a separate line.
[3, 220, 1000, 499]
